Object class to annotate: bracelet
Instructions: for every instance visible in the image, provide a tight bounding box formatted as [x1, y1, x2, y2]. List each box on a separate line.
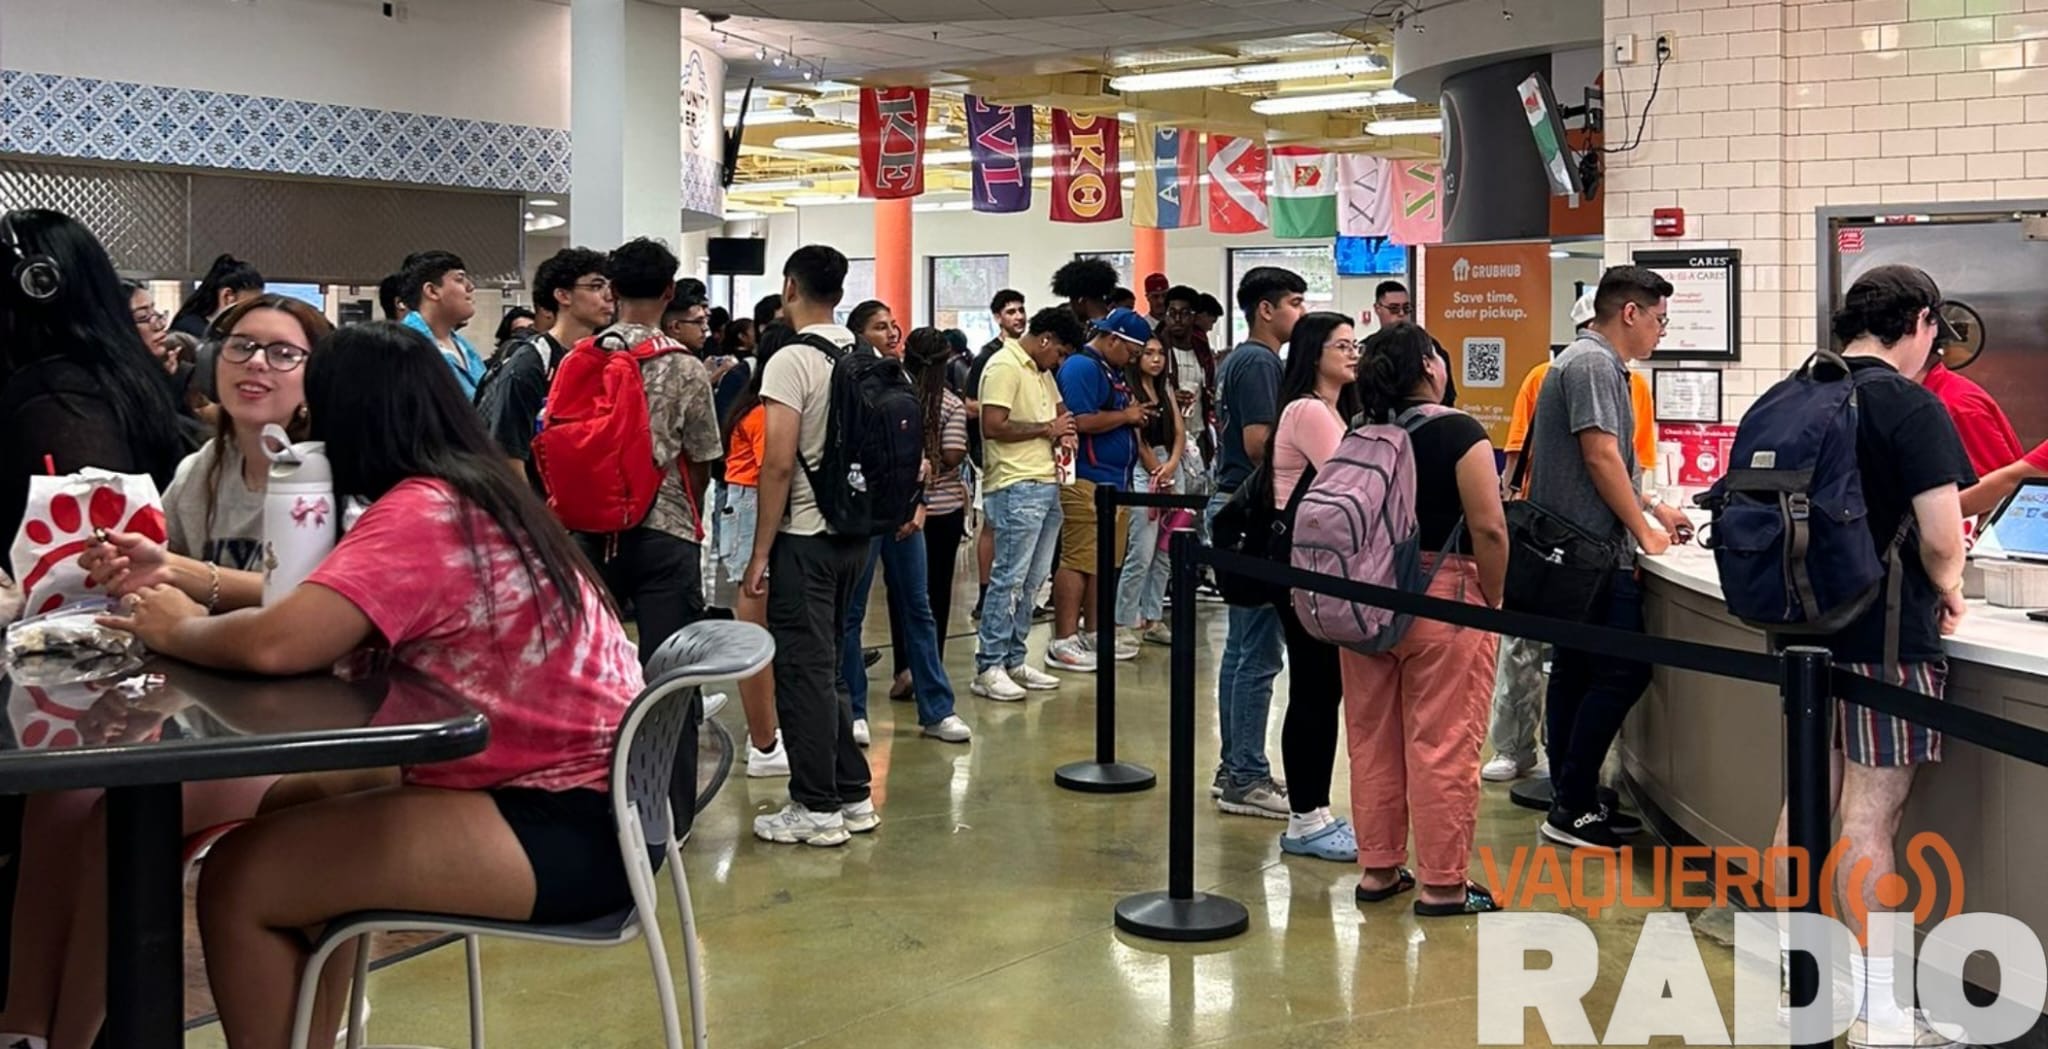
[205, 561, 221, 613]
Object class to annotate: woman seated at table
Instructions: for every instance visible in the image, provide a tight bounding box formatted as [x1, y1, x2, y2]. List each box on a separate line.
[2, 294, 334, 1049]
[104, 320, 645, 1049]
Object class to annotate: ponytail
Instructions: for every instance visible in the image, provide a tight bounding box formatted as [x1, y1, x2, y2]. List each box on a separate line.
[1355, 322, 1434, 424]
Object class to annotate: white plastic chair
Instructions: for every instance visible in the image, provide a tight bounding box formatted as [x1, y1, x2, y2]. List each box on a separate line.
[285, 619, 774, 1049]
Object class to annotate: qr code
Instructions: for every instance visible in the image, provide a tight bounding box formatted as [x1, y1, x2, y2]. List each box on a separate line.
[1463, 337, 1506, 389]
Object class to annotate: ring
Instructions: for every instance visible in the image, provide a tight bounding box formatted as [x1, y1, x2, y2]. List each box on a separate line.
[125, 593, 143, 611]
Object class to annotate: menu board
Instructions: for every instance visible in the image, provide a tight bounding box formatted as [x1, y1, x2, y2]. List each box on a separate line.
[1657, 422, 1741, 488]
[1653, 367, 1723, 423]
[1632, 248, 1742, 362]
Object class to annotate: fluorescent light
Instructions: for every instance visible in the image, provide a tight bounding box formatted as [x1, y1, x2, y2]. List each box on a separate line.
[1366, 117, 1443, 136]
[523, 213, 566, 232]
[784, 193, 858, 207]
[912, 200, 974, 213]
[1250, 89, 1414, 115]
[724, 211, 766, 221]
[731, 178, 813, 193]
[529, 198, 560, 207]
[724, 108, 817, 128]
[923, 142, 1057, 166]
[1549, 250, 1570, 258]
[1110, 54, 1386, 93]
[774, 128, 961, 151]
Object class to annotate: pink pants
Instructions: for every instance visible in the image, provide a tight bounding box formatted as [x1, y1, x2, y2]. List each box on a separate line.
[1337, 556, 1499, 887]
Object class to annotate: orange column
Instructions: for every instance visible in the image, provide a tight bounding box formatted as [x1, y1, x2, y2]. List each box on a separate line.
[1133, 225, 1166, 290]
[875, 197, 914, 325]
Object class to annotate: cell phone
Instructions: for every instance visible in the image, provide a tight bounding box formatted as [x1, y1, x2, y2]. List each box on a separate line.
[2028, 609, 2048, 624]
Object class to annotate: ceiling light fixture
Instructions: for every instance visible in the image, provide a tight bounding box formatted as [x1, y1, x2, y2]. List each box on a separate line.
[724, 108, 818, 128]
[724, 210, 765, 221]
[754, 45, 767, 61]
[732, 179, 814, 193]
[911, 200, 974, 213]
[802, 65, 816, 82]
[784, 193, 859, 207]
[523, 213, 566, 232]
[774, 128, 961, 151]
[772, 52, 785, 67]
[1250, 89, 1415, 115]
[529, 198, 560, 207]
[1108, 54, 1387, 94]
[1366, 117, 1443, 136]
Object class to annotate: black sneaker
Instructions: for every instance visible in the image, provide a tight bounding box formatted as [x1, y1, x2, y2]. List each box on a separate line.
[1541, 805, 1626, 850]
[863, 648, 882, 669]
[1603, 805, 1644, 836]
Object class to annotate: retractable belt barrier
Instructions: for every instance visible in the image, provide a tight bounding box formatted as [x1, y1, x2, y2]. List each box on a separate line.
[1109, 532, 2048, 1049]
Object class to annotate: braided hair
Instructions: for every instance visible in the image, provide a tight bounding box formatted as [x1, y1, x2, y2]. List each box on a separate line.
[903, 326, 953, 468]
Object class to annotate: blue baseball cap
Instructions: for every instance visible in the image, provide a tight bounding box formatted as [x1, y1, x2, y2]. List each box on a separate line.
[1091, 307, 1153, 346]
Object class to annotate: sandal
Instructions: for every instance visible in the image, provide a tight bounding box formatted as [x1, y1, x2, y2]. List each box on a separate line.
[1353, 868, 1416, 903]
[1414, 883, 1502, 918]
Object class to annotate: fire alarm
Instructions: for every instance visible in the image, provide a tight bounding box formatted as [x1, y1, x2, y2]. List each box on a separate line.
[1652, 207, 1686, 238]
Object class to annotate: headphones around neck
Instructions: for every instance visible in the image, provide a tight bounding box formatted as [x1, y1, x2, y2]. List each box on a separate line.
[0, 212, 62, 303]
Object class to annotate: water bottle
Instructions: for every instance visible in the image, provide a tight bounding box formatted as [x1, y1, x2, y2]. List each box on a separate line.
[260, 423, 337, 605]
[848, 462, 868, 493]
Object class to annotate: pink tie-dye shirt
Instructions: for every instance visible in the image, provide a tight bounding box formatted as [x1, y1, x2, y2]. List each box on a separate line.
[309, 478, 643, 792]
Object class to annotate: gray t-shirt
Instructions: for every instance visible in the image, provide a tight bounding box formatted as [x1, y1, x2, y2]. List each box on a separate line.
[1525, 330, 1640, 566]
[164, 439, 267, 570]
[760, 322, 855, 536]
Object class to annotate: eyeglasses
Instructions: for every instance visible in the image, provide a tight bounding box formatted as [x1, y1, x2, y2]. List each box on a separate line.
[572, 278, 612, 293]
[219, 334, 311, 371]
[1380, 302, 1414, 316]
[1329, 340, 1360, 355]
[675, 315, 708, 328]
[131, 309, 167, 330]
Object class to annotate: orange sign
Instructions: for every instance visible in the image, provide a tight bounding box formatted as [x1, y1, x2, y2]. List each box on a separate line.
[1421, 241, 1552, 446]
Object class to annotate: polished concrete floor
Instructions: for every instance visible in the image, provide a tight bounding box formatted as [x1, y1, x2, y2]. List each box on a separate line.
[186, 554, 1767, 1048]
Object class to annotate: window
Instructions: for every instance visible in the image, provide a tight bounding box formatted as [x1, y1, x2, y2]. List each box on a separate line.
[1075, 251, 1135, 291]
[833, 258, 877, 326]
[1224, 246, 1339, 348]
[928, 254, 1010, 347]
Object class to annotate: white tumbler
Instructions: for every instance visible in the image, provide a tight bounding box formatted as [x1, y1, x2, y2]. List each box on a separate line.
[260, 423, 337, 605]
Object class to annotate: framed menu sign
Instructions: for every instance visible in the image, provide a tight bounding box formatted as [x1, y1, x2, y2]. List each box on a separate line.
[1653, 367, 1724, 423]
[1632, 248, 1741, 361]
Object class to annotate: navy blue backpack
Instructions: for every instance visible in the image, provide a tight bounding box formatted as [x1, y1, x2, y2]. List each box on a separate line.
[1696, 349, 1912, 665]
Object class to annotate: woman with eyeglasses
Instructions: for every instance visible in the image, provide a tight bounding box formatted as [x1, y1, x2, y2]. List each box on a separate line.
[120, 279, 173, 374]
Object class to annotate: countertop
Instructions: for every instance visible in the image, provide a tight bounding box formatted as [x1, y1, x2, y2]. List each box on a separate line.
[1639, 544, 2048, 678]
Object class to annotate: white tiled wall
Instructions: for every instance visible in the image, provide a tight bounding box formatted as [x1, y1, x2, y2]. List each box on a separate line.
[1603, 0, 2048, 421]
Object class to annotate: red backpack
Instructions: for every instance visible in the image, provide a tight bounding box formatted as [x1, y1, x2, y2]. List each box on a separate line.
[531, 331, 681, 535]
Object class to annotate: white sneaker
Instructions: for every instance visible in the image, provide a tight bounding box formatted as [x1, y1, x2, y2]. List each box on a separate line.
[922, 715, 972, 743]
[1008, 664, 1062, 691]
[700, 691, 728, 723]
[1847, 1009, 1964, 1048]
[1481, 753, 1533, 782]
[970, 666, 1027, 701]
[1113, 628, 1142, 661]
[841, 798, 880, 834]
[746, 731, 790, 778]
[1142, 623, 1173, 646]
[752, 803, 849, 846]
[1046, 635, 1097, 673]
[852, 718, 870, 747]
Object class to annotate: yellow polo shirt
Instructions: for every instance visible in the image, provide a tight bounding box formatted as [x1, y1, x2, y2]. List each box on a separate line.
[977, 338, 1061, 493]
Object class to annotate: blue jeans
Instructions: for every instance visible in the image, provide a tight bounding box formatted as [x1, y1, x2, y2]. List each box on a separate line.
[1544, 569, 1652, 813]
[1206, 490, 1284, 786]
[1115, 447, 1176, 627]
[839, 531, 958, 727]
[976, 481, 1062, 673]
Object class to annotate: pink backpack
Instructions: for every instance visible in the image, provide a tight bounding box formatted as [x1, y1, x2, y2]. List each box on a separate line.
[1290, 404, 1468, 654]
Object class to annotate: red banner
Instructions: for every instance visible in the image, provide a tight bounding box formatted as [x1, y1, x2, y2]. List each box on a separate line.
[1206, 134, 1268, 234]
[859, 86, 929, 199]
[1050, 110, 1122, 224]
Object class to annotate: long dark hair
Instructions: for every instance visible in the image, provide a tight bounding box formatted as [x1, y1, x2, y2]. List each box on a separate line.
[0, 209, 183, 482]
[903, 327, 953, 467]
[719, 318, 755, 357]
[1124, 340, 1172, 409]
[170, 253, 263, 332]
[201, 295, 333, 538]
[304, 322, 609, 636]
[847, 299, 889, 348]
[1276, 310, 1361, 419]
[723, 321, 795, 444]
[1356, 322, 1437, 424]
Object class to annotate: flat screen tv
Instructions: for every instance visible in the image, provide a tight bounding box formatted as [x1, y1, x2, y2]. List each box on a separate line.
[1517, 72, 1584, 198]
[1334, 236, 1406, 277]
[707, 237, 767, 276]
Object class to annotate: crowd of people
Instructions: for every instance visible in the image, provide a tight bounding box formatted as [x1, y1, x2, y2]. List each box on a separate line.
[0, 198, 2022, 1048]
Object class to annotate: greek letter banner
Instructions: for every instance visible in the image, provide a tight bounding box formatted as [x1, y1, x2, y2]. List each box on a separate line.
[1050, 110, 1122, 224]
[966, 95, 1032, 214]
[859, 86, 929, 199]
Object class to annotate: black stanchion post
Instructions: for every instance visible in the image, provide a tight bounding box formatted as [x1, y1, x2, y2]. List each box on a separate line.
[1781, 645, 1833, 1049]
[1115, 532, 1249, 941]
[1056, 483, 1156, 793]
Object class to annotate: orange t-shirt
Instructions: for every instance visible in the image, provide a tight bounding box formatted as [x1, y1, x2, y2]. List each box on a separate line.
[725, 405, 765, 487]
[1503, 360, 1658, 472]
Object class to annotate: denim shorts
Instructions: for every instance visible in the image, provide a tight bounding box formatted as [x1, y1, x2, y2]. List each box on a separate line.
[717, 484, 759, 579]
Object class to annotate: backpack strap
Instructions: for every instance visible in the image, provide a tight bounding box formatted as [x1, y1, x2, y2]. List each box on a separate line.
[1879, 515, 1916, 678]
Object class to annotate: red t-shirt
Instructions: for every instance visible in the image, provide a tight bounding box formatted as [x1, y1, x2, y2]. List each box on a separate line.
[309, 478, 642, 792]
[2025, 440, 2048, 473]
[1923, 364, 2023, 477]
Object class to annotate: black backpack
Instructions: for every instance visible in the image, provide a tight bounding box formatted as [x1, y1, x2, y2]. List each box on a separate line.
[797, 335, 924, 536]
[472, 333, 550, 411]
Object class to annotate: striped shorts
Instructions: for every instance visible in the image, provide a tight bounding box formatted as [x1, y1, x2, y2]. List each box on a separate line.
[1835, 661, 1947, 768]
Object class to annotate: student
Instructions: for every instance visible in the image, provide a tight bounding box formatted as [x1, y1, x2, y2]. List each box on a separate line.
[399, 250, 486, 400]
[907, 328, 973, 666]
[1053, 257, 1119, 326]
[1114, 336, 1185, 647]
[1266, 311, 1363, 862]
[743, 246, 876, 846]
[121, 279, 172, 373]
[478, 248, 613, 489]
[1768, 265, 1973, 1049]
[1368, 280, 1411, 330]
[1046, 308, 1150, 673]
[1341, 322, 1510, 916]
[720, 324, 794, 778]
[494, 306, 538, 347]
[967, 288, 1028, 619]
[377, 271, 406, 321]
[1525, 266, 1691, 850]
[1209, 266, 1307, 818]
[1484, 289, 1659, 784]
[841, 301, 915, 700]
[972, 307, 1083, 701]
[99, 320, 648, 1047]
[1143, 272, 1170, 329]
[169, 252, 264, 338]
[577, 239, 724, 666]
[1108, 286, 1138, 312]
[1159, 284, 1216, 474]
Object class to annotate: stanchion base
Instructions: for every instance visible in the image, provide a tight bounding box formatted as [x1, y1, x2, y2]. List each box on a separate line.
[1113, 891, 1249, 942]
[1054, 761, 1157, 794]
[1508, 778, 1553, 812]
